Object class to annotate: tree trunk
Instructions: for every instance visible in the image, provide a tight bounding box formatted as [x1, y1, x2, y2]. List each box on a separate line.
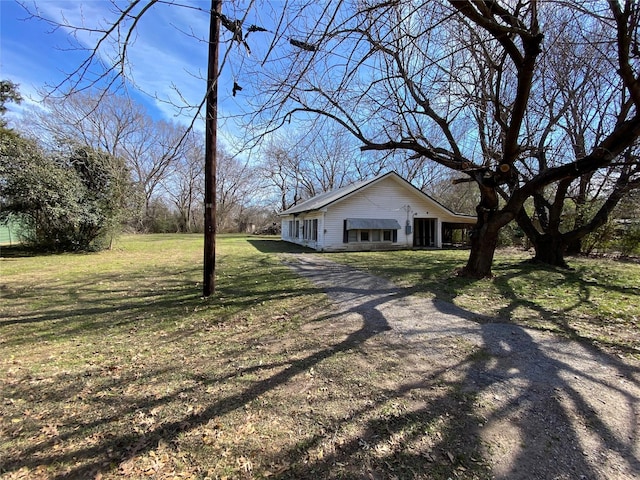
[531, 234, 570, 268]
[458, 171, 504, 278]
[459, 204, 502, 278]
[515, 208, 570, 266]
[461, 224, 500, 278]
[565, 237, 582, 256]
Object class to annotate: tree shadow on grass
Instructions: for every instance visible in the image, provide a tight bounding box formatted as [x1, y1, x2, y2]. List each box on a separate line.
[2, 251, 639, 479]
[0, 244, 69, 259]
[2, 253, 485, 479]
[0, 258, 320, 346]
[487, 260, 640, 356]
[1, 271, 420, 478]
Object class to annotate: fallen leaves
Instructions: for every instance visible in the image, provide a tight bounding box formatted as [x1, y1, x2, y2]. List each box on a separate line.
[0, 465, 51, 480]
[117, 441, 199, 479]
[0, 237, 498, 480]
[39, 423, 60, 438]
[237, 455, 253, 473]
[201, 422, 223, 445]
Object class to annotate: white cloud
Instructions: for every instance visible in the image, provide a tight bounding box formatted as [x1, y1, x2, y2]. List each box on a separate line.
[5, 0, 253, 143]
[27, 1, 211, 121]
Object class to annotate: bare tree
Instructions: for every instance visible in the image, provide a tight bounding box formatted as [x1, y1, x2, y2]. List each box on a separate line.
[292, 121, 361, 193]
[510, 9, 640, 263]
[257, 122, 364, 210]
[24, 91, 141, 156]
[122, 118, 191, 228]
[25, 90, 189, 230]
[161, 130, 205, 233]
[258, 132, 311, 210]
[242, 0, 640, 277]
[259, 139, 299, 212]
[216, 147, 259, 232]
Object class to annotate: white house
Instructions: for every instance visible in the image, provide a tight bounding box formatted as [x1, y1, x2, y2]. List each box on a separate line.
[279, 171, 477, 252]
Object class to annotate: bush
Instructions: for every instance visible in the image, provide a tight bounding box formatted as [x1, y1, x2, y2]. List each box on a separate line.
[498, 222, 525, 248]
[615, 222, 640, 256]
[0, 135, 131, 251]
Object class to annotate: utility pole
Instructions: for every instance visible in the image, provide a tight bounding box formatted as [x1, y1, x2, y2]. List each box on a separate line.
[203, 0, 221, 297]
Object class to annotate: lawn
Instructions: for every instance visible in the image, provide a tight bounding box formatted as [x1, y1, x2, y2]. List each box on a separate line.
[1, 235, 638, 479]
[3, 234, 484, 480]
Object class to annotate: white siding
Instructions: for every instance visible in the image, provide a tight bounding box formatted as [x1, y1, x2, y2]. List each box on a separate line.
[322, 175, 452, 251]
[280, 213, 323, 249]
[280, 174, 476, 252]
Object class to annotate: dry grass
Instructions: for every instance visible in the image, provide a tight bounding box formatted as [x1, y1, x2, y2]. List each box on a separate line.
[3, 235, 637, 479]
[1, 235, 492, 480]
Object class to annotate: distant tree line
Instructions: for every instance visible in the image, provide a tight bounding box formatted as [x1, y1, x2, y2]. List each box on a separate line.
[1, 73, 638, 256]
[0, 82, 280, 250]
[1, 79, 482, 252]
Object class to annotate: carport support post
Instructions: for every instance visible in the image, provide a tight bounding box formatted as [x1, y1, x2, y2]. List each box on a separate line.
[203, 0, 221, 297]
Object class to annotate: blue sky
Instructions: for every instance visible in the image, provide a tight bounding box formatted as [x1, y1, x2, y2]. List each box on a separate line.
[0, 0, 270, 133]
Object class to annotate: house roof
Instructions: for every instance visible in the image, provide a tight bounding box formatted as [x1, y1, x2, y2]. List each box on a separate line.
[279, 171, 475, 220]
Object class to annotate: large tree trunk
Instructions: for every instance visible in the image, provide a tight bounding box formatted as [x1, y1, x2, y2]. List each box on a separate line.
[459, 175, 504, 278]
[531, 234, 570, 268]
[565, 237, 582, 256]
[517, 166, 639, 266]
[515, 207, 570, 267]
[461, 220, 501, 278]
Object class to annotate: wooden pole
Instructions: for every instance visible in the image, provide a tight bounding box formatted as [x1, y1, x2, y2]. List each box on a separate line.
[203, 0, 221, 297]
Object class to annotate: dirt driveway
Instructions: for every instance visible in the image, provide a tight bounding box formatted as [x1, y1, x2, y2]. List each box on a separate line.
[285, 253, 640, 480]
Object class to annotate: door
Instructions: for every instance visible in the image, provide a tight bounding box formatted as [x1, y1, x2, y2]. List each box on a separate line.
[413, 218, 436, 247]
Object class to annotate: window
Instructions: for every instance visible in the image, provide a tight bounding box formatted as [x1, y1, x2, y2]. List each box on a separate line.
[295, 220, 300, 238]
[344, 229, 397, 243]
[343, 219, 398, 244]
[302, 219, 319, 241]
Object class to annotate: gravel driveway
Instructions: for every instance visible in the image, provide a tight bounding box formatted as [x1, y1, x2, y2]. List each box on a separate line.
[285, 253, 640, 480]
